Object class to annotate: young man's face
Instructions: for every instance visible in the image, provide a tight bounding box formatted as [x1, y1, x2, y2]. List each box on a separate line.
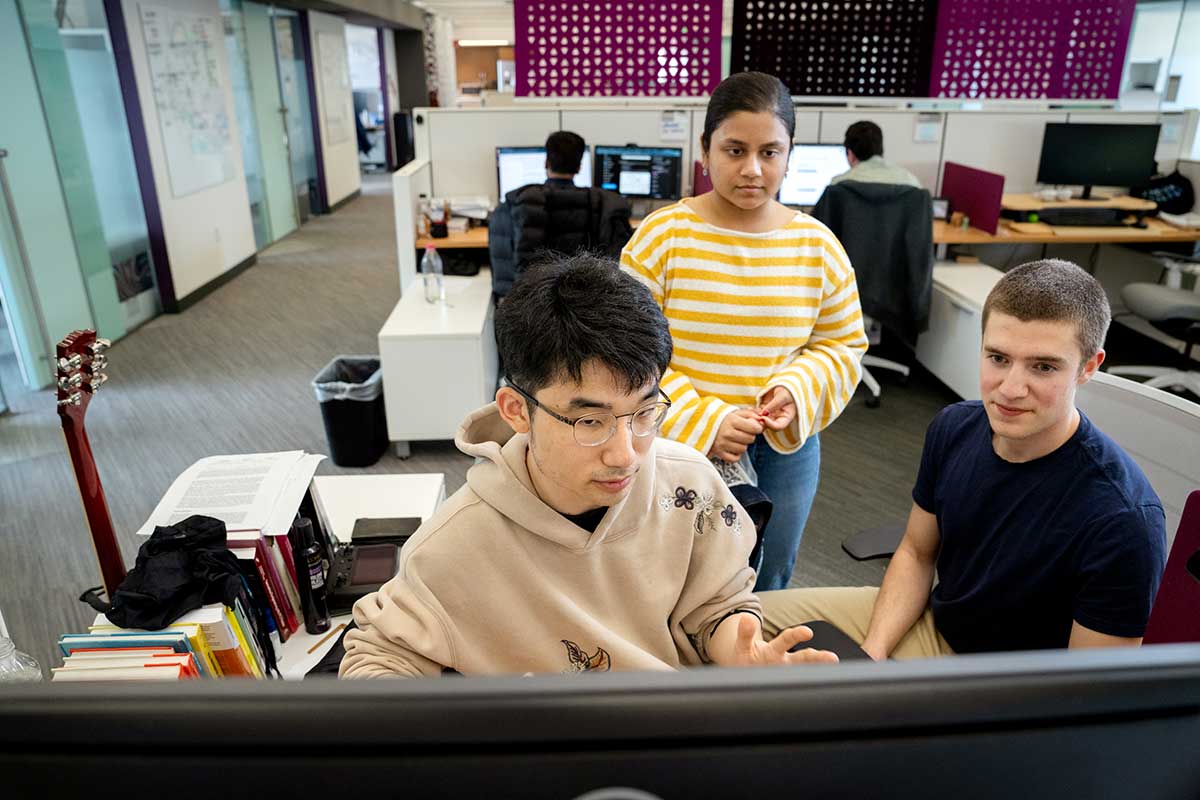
[979, 311, 1103, 458]
[702, 110, 791, 212]
[510, 361, 662, 515]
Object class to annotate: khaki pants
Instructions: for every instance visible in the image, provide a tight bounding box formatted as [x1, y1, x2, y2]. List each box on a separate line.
[759, 586, 955, 660]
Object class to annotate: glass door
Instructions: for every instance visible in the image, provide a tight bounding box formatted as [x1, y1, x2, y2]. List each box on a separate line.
[270, 8, 320, 221]
[0, 149, 53, 393]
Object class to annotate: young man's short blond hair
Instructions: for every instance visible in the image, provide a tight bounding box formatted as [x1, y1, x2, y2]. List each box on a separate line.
[981, 259, 1111, 365]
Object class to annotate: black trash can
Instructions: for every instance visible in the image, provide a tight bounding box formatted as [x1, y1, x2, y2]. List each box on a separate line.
[312, 356, 388, 467]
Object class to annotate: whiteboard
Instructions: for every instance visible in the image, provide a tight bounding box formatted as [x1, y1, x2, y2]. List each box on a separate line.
[138, 4, 235, 198]
[318, 30, 351, 146]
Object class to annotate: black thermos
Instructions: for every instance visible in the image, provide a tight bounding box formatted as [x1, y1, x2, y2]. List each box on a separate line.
[292, 517, 331, 634]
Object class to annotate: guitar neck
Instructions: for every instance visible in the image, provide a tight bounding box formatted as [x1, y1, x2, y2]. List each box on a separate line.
[59, 415, 126, 599]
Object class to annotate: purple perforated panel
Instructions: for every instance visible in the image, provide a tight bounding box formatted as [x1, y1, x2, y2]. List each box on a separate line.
[930, 0, 1136, 100]
[514, 0, 722, 97]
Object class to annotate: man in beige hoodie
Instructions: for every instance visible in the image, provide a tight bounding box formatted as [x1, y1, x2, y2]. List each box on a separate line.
[340, 255, 837, 677]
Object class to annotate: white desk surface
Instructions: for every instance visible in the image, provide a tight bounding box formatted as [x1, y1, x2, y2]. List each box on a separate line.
[277, 473, 446, 679]
[932, 263, 1005, 311]
[380, 270, 493, 339]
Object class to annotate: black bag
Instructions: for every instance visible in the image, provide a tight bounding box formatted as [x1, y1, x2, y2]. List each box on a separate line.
[1131, 170, 1195, 215]
[80, 514, 278, 675]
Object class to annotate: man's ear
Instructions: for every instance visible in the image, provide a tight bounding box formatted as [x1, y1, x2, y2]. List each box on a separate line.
[496, 386, 531, 433]
[1077, 349, 1106, 384]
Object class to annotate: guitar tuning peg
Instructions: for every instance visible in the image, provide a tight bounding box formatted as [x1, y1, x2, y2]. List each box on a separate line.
[57, 373, 84, 391]
[88, 338, 111, 355]
[90, 373, 109, 389]
[57, 392, 82, 407]
[90, 354, 109, 370]
[58, 354, 83, 372]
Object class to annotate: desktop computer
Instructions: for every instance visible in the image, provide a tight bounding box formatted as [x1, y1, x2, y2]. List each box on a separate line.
[779, 144, 851, 207]
[595, 145, 683, 200]
[496, 146, 593, 199]
[1036, 122, 1160, 200]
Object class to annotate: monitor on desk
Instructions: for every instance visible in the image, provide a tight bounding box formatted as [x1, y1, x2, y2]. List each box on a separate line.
[1037, 123, 1160, 200]
[595, 145, 683, 200]
[496, 146, 593, 199]
[779, 144, 851, 207]
[4, 645, 1199, 797]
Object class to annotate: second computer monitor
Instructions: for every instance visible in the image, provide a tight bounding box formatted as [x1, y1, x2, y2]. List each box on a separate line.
[779, 144, 851, 207]
[496, 146, 593, 199]
[595, 146, 683, 200]
[1037, 123, 1160, 199]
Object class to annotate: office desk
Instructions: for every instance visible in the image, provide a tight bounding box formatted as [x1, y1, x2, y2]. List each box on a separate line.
[416, 226, 490, 249]
[933, 218, 1200, 245]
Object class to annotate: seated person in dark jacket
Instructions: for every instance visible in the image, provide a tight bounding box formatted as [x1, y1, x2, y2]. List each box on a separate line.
[489, 131, 633, 299]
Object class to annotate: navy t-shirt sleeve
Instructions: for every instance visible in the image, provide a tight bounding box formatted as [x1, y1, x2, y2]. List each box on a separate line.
[912, 408, 950, 514]
[1072, 503, 1168, 639]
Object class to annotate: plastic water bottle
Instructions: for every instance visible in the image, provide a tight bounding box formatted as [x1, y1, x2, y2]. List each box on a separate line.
[0, 634, 42, 683]
[421, 245, 445, 304]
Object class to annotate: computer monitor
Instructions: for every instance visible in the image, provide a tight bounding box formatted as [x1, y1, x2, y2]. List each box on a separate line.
[595, 145, 683, 200]
[4, 645, 1199, 797]
[496, 146, 593, 199]
[779, 144, 851, 207]
[1036, 123, 1161, 200]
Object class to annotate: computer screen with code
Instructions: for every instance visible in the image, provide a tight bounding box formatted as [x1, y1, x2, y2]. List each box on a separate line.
[595, 145, 683, 200]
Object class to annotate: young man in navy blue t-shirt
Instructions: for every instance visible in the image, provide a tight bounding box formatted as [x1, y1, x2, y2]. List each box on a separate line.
[761, 259, 1167, 657]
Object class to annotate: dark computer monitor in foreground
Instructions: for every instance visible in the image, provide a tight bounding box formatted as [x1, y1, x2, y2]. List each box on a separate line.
[779, 143, 852, 206]
[1037, 123, 1160, 200]
[595, 145, 683, 200]
[3, 645, 1199, 798]
[496, 146, 593, 199]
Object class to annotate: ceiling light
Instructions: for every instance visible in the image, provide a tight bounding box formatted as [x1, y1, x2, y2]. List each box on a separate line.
[458, 39, 510, 47]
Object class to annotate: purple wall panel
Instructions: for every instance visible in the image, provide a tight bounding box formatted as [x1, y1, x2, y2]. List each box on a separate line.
[930, 0, 1136, 100]
[515, 0, 722, 97]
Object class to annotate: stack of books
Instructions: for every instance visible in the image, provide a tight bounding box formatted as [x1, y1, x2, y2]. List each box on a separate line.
[52, 603, 265, 681]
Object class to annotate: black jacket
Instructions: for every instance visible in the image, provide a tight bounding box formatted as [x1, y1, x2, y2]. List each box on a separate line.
[811, 180, 933, 343]
[488, 181, 633, 298]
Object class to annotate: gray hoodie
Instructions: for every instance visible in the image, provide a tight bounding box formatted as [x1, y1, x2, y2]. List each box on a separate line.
[339, 403, 760, 678]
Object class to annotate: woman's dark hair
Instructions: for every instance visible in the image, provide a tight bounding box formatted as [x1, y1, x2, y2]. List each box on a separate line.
[700, 71, 795, 152]
[495, 253, 673, 395]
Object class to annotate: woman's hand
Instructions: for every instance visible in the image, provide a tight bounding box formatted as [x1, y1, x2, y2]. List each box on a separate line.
[757, 386, 797, 431]
[709, 408, 765, 462]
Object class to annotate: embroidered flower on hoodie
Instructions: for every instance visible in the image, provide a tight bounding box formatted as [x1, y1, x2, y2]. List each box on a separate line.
[721, 504, 743, 537]
[660, 486, 724, 536]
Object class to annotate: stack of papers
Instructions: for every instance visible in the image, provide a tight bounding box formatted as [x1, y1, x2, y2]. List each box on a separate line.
[1160, 211, 1200, 230]
[136, 451, 324, 538]
[447, 196, 492, 220]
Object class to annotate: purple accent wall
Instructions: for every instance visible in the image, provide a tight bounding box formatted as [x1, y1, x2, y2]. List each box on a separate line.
[930, 0, 1136, 100]
[515, 0, 721, 97]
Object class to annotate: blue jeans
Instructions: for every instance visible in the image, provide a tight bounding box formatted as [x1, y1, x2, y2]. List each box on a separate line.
[748, 433, 820, 592]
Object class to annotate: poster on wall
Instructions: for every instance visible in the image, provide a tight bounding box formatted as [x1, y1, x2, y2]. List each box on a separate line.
[139, 4, 235, 198]
[318, 31, 351, 145]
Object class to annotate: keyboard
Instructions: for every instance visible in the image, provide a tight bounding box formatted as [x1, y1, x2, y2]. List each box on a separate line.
[1037, 207, 1128, 227]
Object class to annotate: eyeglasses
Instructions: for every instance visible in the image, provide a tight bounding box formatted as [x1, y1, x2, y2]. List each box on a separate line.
[507, 381, 672, 447]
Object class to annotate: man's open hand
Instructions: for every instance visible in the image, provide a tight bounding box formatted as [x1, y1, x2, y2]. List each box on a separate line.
[729, 614, 839, 666]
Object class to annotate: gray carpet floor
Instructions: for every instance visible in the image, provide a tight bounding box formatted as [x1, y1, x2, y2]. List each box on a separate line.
[0, 174, 957, 674]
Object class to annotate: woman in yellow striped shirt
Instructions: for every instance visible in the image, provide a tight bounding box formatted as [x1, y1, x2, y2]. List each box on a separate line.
[620, 72, 867, 591]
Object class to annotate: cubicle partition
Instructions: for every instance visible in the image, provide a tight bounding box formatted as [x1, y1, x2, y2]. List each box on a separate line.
[413, 104, 1198, 203]
[392, 158, 433, 292]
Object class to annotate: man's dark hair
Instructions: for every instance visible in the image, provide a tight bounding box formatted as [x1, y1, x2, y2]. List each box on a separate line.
[844, 121, 884, 161]
[701, 71, 795, 152]
[982, 259, 1111, 365]
[495, 253, 672, 396]
[545, 131, 586, 175]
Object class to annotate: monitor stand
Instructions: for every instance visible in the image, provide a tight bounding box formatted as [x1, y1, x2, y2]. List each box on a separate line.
[1077, 185, 1111, 202]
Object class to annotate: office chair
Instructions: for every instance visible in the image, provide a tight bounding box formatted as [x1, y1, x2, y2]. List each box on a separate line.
[1108, 252, 1200, 400]
[1143, 490, 1200, 646]
[811, 181, 933, 409]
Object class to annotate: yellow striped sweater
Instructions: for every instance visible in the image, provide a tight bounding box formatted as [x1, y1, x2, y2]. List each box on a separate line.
[620, 201, 867, 456]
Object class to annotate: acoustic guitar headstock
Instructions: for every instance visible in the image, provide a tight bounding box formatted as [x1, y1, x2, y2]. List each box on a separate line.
[55, 330, 110, 424]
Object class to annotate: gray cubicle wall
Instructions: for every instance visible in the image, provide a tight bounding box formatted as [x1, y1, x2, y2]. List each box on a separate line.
[415, 105, 1199, 203]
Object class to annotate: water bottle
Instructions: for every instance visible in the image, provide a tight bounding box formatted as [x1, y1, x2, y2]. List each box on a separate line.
[421, 245, 445, 304]
[291, 517, 331, 635]
[0, 634, 42, 683]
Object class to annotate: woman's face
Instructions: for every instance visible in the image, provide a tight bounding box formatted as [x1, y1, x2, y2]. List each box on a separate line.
[702, 110, 792, 211]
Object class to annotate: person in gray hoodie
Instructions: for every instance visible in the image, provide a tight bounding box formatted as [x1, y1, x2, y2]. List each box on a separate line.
[340, 254, 838, 677]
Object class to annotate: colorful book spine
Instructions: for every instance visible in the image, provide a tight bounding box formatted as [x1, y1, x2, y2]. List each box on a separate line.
[222, 604, 263, 678]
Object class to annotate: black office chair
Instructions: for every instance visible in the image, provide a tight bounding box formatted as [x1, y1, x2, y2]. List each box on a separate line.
[811, 181, 933, 408]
